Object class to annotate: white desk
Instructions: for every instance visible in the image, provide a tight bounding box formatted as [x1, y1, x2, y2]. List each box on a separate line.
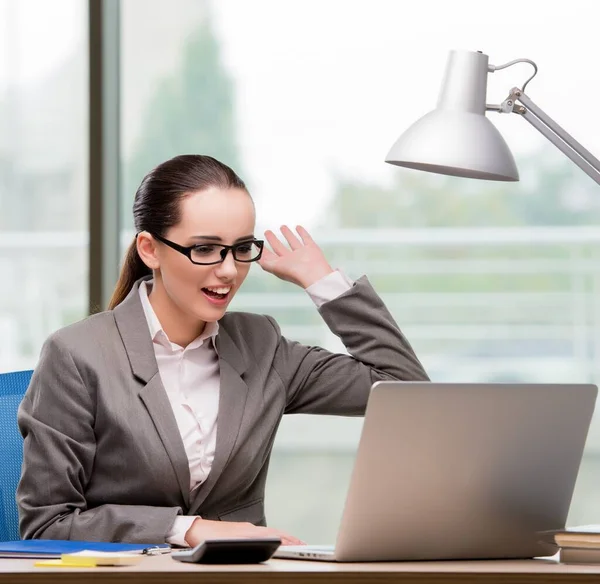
[0, 554, 599, 584]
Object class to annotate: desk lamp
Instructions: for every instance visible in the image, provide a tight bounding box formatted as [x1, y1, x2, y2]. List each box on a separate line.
[385, 49, 600, 186]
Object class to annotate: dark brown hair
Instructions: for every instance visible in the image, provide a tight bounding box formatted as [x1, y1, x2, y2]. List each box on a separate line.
[108, 154, 247, 310]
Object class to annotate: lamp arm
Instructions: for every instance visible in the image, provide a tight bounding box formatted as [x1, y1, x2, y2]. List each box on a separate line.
[487, 88, 600, 186]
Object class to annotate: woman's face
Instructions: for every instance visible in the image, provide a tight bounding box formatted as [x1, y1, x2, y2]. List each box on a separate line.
[153, 186, 256, 323]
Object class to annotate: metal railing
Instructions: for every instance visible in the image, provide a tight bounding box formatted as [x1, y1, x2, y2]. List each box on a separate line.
[2, 226, 600, 448]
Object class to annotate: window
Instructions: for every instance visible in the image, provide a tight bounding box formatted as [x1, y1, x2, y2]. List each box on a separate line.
[0, 0, 88, 372]
[120, 0, 600, 542]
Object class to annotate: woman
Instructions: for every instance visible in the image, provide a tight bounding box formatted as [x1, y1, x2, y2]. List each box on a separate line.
[17, 154, 429, 547]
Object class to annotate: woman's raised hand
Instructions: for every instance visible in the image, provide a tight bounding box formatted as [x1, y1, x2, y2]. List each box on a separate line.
[258, 225, 333, 289]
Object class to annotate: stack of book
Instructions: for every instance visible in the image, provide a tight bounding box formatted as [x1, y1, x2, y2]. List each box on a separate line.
[550, 525, 600, 564]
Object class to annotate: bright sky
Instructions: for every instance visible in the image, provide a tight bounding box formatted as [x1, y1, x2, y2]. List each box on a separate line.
[1, 0, 599, 230]
[0, 0, 82, 84]
[211, 0, 600, 229]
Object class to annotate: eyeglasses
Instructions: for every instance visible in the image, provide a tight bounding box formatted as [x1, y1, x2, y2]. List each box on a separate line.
[150, 233, 264, 265]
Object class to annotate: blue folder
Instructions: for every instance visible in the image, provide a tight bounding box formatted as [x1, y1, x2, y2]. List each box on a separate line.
[0, 539, 170, 558]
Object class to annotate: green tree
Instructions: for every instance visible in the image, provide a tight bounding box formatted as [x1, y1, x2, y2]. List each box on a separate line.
[319, 147, 600, 295]
[326, 147, 600, 229]
[123, 11, 241, 224]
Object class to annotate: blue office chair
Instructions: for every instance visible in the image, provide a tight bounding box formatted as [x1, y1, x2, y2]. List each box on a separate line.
[0, 370, 33, 541]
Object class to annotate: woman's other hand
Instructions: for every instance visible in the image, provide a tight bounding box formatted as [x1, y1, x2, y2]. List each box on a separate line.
[184, 518, 305, 547]
[258, 225, 333, 289]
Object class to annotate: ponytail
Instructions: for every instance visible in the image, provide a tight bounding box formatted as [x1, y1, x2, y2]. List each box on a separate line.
[107, 238, 151, 310]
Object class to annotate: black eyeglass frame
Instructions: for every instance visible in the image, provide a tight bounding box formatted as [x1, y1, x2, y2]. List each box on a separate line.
[149, 232, 264, 265]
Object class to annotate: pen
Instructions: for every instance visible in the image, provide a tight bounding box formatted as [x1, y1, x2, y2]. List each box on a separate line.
[142, 546, 172, 556]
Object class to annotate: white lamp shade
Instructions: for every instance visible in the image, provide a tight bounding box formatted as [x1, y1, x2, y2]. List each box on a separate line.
[386, 49, 519, 182]
[385, 109, 519, 181]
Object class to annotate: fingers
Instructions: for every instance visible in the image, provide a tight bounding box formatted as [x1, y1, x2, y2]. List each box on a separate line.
[257, 246, 277, 264]
[281, 534, 306, 546]
[257, 247, 279, 275]
[264, 225, 314, 255]
[188, 520, 305, 547]
[264, 230, 289, 256]
[295, 225, 314, 246]
[256, 526, 305, 546]
[267, 530, 305, 546]
[279, 225, 302, 251]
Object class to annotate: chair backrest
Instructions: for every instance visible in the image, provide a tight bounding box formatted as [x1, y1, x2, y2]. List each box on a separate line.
[0, 370, 33, 541]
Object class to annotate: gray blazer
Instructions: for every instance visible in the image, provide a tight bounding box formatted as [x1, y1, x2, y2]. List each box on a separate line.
[17, 276, 428, 543]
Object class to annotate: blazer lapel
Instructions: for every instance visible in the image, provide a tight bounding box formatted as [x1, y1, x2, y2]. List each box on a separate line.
[113, 280, 191, 509]
[138, 373, 191, 509]
[188, 325, 249, 515]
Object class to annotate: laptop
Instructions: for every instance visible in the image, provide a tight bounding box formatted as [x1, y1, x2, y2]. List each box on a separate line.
[274, 381, 597, 562]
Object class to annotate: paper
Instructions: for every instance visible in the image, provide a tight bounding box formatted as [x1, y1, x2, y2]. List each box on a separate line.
[565, 525, 600, 533]
[35, 551, 144, 568]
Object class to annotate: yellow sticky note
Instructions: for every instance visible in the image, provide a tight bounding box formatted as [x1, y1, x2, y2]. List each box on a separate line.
[35, 558, 97, 568]
[34, 552, 142, 568]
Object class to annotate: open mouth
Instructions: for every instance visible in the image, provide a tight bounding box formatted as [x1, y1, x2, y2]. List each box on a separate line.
[201, 286, 231, 303]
